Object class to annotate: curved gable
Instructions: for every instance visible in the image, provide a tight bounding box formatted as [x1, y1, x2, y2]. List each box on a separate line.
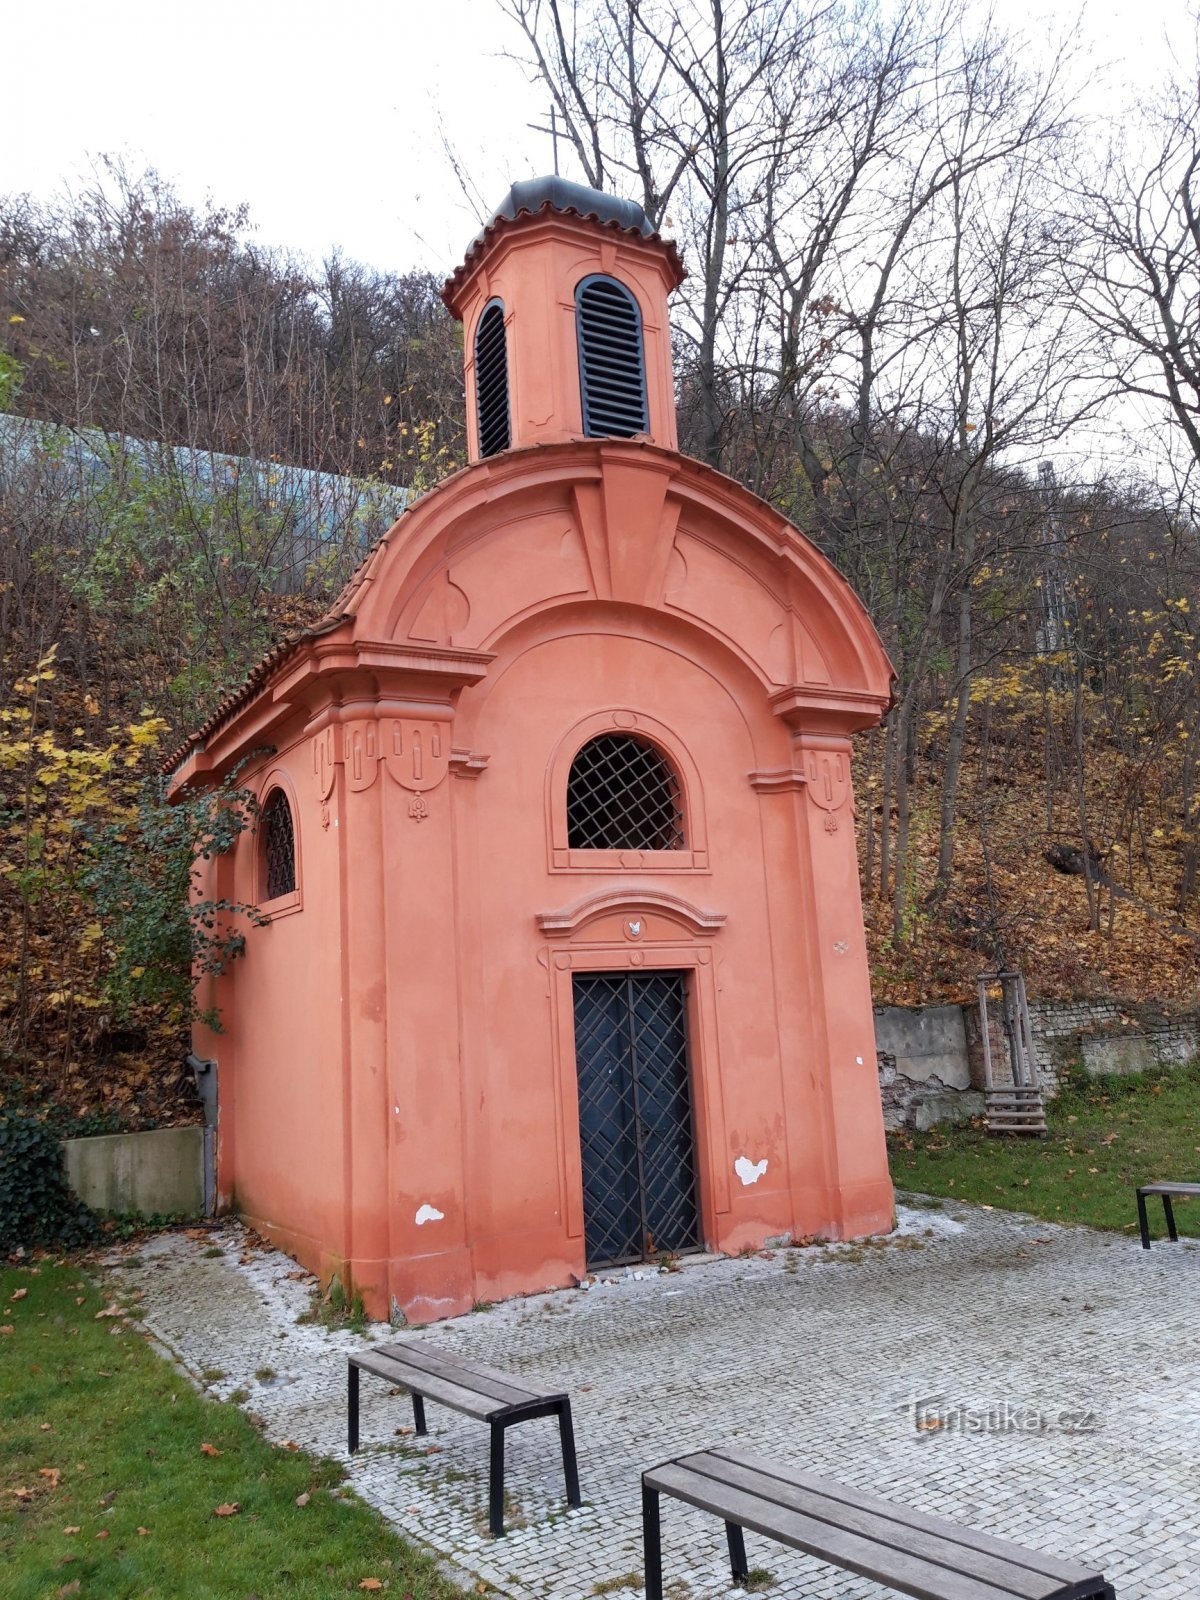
[344, 439, 894, 716]
[167, 438, 893, 790]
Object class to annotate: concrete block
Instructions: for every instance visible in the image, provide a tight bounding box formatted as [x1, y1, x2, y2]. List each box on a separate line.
[1080, 1034, 1157, 1077]
[873, 1004, 971, 1090]
[62, 1126, 204, 1217]
[912, 1091, 985, 1132]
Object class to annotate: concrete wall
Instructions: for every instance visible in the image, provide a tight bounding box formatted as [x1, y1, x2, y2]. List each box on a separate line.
[878, 998, 1200, 1130]
[62, 1126, 204, 1217]
[875, 1004, 985, 1131]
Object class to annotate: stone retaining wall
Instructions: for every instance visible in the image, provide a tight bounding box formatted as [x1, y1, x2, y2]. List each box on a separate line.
[877, 997, 1200, 1131]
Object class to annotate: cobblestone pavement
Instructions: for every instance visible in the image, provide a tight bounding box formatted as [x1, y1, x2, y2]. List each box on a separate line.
[124, 1201, 1199, 1600]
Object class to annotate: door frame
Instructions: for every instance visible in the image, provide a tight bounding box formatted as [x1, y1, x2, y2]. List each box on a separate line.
[541, 914, 732, 1272]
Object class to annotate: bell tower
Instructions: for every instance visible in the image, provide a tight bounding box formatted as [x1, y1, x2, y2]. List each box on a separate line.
[442, 176, 685, 462]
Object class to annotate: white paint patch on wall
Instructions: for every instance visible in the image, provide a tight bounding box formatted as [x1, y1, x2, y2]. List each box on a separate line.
[734, 1155, 768, 1186]
[414, 1204, 445, 1226]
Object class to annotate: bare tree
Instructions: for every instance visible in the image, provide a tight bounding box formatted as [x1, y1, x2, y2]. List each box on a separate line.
[1069, 19, 1200, 485]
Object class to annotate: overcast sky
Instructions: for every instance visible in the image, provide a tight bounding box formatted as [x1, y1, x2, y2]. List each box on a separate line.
[1, 0, 1191, 277]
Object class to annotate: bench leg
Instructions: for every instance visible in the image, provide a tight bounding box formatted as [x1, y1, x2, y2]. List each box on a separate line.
[642, 1481, 663, 1600]
[348, 1362, 360, 1454]
[1163, 1195, 1179, 1242]
[489, 1420, 506, 1538]
[725, 1521, 749, 1585]
[1137, 1190, 1151, 1249]
[412, 1392, 427, 1436]
[557, 1399, 582, 1509]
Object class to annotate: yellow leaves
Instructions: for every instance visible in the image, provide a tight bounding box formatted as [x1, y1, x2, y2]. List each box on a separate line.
[46, 990, 103, 1010]
[84, 694, 100, 716]
[8, 313, 25, 324]
[14, 645, 58, 697]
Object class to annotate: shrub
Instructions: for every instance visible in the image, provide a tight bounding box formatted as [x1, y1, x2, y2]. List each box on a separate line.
[0, 1111, 100, 1250]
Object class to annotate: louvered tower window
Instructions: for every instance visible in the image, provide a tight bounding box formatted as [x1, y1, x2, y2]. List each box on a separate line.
[261, 789, 297, 900]
[474, 299, 511, 457]
[567, 735, 685, 850]
[575, 275, 649, 438]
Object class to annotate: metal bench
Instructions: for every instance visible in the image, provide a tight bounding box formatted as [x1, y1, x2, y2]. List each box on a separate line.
[642, 1447, 1114, 1600]
[347, 1339, 580, 1537]
[1136, 1181, 1200, 1249]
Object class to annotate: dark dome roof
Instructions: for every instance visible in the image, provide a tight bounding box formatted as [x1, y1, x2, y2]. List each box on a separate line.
[489, 176, 654, 237]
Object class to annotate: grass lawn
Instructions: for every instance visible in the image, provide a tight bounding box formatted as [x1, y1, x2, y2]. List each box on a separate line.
[0, 1261, 464, 1599]
[889, 1062, 1200, 1238]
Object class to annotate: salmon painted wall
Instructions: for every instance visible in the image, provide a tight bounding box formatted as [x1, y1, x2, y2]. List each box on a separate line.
[193, 734, 350, 1287]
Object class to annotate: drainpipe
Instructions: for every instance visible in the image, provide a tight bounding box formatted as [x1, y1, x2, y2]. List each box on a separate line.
[187, 1054, 217, 1217]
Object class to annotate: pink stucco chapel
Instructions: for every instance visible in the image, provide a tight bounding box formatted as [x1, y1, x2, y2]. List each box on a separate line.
[168, 176, 897, 1325]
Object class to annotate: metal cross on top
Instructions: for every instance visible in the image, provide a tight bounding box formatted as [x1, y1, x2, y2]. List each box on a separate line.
[527, 104, 564, 176]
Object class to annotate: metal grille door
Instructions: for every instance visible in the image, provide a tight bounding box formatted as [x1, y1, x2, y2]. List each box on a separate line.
[571, 972, 701, 1268]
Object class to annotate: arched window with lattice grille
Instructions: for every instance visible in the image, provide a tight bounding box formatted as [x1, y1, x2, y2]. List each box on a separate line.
[566, 734, 685, 851]
[260, 788, 297, 901]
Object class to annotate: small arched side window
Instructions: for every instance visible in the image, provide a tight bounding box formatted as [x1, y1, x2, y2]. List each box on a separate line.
[261, 788, 297, 901]
[567, 734, 685, 851]
[474, 299, 511, 457]
[575, 275, 649, 438]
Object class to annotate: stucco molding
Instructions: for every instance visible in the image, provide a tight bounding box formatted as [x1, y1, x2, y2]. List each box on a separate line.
[749, 767, 809, 794]
[536, 887, 726, 939]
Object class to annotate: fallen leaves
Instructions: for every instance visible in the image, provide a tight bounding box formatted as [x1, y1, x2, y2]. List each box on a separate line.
[63, 1525, 81, 1535]
[199, 1442, 222, 1457]
[213, 1502, 241, 1518]
[358, 1582, 383, 1592]
[295, 1492, 311, 1507]
[94, 1303, 122, 1320]
[39, 1467, 62, 1489]
[10, 1287, 28, 1301]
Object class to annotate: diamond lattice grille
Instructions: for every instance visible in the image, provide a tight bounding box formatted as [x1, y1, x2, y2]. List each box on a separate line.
[262, 790, 296, 900]
[572, 972, 701, 1269]
[566, 735, 685, 851]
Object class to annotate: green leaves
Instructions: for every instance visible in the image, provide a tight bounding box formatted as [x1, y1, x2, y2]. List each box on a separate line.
[82, 773, 264, 1032]
[0, 1112, 100, 1249]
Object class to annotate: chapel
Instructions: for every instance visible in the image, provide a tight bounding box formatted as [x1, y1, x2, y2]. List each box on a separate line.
[168, 176, 897, 1325]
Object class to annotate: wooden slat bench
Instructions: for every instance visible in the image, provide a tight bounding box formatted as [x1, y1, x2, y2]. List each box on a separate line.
[1135, 1181, 1200, 1249]
[642, 1448, 1115, 1600]
[347, 1340, 580, 1537]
